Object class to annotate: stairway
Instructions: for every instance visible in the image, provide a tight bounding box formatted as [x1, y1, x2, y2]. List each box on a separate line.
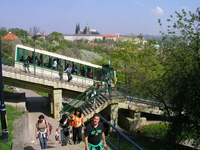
[61, 86, 123, 120]
[24, 140, 85, 150]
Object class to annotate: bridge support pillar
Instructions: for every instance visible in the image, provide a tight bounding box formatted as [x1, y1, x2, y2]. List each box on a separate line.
[130, 112, 141, 130]
[52, 89, 62, 119]
[110, 103, 118, 131]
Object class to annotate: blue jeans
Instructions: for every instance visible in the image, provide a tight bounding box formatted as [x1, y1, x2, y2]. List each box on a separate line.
[38, 133, 47, 149]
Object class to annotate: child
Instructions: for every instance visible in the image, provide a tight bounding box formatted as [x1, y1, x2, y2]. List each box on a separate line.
[54, 128, 60, 141]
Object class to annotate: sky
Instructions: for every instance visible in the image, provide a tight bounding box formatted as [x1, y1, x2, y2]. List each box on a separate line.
[0, 0, 199, 35]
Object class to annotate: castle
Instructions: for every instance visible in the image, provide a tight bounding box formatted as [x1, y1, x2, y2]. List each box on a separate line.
[75, 23, 100, 35]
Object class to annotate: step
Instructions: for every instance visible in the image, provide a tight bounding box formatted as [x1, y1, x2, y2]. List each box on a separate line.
[24, 141, 85, 150]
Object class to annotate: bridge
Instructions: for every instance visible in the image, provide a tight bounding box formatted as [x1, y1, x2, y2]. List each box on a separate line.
[2, 58, 164, 127]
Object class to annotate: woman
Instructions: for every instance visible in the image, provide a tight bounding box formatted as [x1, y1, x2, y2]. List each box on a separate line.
[88, 69, 93, 78]
[71, 107, 85, 144]
[35, 115, 49, 149]
[59, 114, 70, 146]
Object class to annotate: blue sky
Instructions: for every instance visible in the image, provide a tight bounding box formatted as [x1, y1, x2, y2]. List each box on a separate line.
[0, 0, 199, 35]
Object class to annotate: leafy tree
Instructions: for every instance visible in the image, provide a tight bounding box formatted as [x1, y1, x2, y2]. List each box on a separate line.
[157, 8, 200, 149]
[0, 27, 8, 37]
[48, 32, 64, 42]
[8, 28, 28, 38]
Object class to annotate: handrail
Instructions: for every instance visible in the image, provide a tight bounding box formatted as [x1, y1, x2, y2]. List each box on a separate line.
[117, 84, 159, 103]
[78, 86, 107, 109]
[60, 86, 94, 114]
[65, 86, 108, 116]
[100, 116, 143, 150]
[64, 90, 94, 114]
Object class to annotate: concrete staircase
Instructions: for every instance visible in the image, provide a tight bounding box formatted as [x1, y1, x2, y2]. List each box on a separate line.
[24, 140, 85, 150]
[62, 87, 125, 121]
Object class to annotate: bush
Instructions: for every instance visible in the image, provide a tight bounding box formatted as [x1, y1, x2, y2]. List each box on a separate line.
[140, 123, 169, 139]
[0, 86, 24, 150]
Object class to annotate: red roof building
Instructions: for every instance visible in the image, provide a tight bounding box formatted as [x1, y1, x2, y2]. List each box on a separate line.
[100, 34, 118, 41]
[3, 32, 18, 40]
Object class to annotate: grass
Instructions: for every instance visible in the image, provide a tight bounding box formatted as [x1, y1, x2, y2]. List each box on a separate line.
[106, 132, 162, 150]
[0, 85, 24, 150]
[35, 91, 48, 98]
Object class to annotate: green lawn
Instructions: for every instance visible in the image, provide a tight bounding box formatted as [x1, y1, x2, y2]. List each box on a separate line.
[106, 133, 162, 150]
[0, 86, 24, 150]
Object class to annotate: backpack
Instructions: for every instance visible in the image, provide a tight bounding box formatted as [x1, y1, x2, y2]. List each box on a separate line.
[62, 126, 70, 136]
[48, 122, 53, 134]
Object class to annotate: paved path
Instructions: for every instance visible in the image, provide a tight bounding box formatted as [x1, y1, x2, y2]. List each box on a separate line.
[12, 88, 85, 150]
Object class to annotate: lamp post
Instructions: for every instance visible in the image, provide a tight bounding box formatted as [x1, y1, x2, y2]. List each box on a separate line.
[0, 35, 9, 142]
[33, 35, 36, 75]
[33, 33, 41, 75]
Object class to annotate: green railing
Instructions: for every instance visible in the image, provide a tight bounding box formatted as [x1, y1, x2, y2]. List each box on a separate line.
[2, 57, 101, 87]
[1, 57, 15, 66]
[60, 86, 94, 114]
[117, 84, 159, 104]
[61, 86, 108, 116]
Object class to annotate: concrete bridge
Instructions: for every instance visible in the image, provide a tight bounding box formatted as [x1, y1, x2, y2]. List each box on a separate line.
[2, 63, 165, 124]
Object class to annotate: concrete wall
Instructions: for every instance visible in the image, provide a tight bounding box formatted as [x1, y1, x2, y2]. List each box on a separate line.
[64, 35, 103, 41]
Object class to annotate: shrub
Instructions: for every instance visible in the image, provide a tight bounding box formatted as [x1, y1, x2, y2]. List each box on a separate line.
[140, 123, 169, 139]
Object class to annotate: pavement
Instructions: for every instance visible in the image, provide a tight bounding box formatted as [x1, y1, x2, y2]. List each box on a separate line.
[5, 87, 85, 150]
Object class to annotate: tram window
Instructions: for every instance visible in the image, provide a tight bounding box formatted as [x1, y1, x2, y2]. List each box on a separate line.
[79, 65, 86, 76]
[87, 68, 93, 78]
[72, 63, 78, 75]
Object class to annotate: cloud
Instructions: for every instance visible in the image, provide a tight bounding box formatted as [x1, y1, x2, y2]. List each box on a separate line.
[151, 7, 164, 15]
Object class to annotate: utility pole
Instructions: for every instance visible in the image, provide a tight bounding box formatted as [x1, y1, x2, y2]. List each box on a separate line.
[33, 35, 36, 75]
[0, 35, 9, 142]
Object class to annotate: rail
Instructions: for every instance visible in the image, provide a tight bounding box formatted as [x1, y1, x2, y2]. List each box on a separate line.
[1, 57, 101, 87]
[60, 85, 94, 114]
[100, 116, 143, 150]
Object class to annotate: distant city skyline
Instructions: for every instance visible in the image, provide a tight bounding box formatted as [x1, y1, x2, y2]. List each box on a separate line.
[0, 0, 199, 35]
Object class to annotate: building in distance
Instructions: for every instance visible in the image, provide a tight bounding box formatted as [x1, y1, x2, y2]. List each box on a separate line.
[75, 23, 100, 35]
[3, 32, 18, 40]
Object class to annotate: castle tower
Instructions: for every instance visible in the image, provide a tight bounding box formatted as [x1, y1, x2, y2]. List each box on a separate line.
[75, 23, 81, 34]
[84, 24, 90, 34]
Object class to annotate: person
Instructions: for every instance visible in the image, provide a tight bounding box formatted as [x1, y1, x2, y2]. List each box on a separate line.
[85, 113, 107, 150]
[58, 66, 64, 80]
[80, 67, 85, 76]
[58, 114, 70, 146]
[107, 78, 111, 99]
[71, 107, 85, 144]
[65, 65, 72, 82]
[35, 115, 49, 149]
[88, 69, 93, 78]
[24, 56, 30, 73]
[103, 73, 108, 82]
[54, 128, 60, 141]
[113, 77, 118, 91]
[72, 64, 77, 74]
[91, 88, 97, 108]
[53, 59, 57, 70]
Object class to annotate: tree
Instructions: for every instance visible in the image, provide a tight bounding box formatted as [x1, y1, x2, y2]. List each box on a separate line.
[102, 38, 164, 100]
[48, 32, 64, 42]
[8, 28, 28, 38]
[0, 27, 8, 37]
[157, 8, 200, 149]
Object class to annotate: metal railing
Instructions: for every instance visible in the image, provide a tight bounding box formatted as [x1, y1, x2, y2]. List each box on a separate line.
[1, 57, 100, 87]
[60, 85, 94, 114]
[100, 116, 143, 150]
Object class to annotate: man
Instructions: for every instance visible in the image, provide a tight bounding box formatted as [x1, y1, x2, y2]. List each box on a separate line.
[85, 113, 107, 150]
[65, 65, 72, 82]
[24, 56, 30, 73]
